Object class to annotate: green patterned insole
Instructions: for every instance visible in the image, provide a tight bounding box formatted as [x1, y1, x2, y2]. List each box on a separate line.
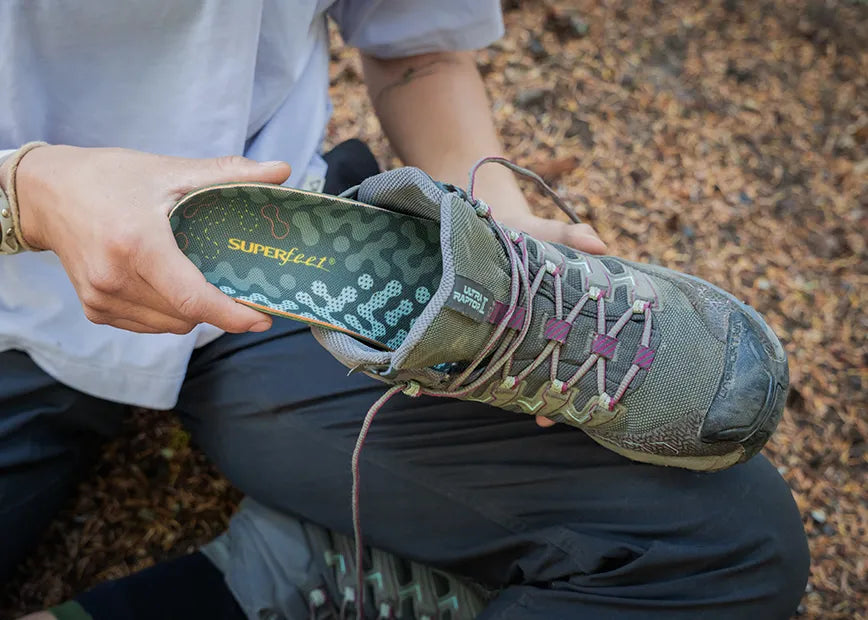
[170, 183, 443, 350]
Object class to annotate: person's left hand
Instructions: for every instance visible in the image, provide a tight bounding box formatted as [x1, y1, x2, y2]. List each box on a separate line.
[497, 211, 608, 429]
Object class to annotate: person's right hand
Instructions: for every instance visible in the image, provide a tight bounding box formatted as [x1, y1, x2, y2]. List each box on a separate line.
[4, 145, 292, 334]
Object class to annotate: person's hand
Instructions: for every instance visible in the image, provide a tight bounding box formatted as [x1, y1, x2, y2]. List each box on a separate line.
[495, 210, 608, 429]
[4, 145, 292, 334]
[500, 211, 607, 256]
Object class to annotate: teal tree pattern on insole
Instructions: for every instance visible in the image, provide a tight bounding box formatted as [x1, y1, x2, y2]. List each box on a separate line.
[170, 184, 442, 349]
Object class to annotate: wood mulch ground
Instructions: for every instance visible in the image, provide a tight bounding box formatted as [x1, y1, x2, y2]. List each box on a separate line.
[2, 1, 865, 618]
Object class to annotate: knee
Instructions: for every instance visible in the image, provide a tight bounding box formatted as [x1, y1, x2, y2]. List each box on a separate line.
[709, 457, 810, 616]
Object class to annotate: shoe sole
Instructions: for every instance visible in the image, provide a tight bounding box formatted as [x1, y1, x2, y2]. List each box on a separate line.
[588, 435, 746, 471]
[170, 183, 442, 350]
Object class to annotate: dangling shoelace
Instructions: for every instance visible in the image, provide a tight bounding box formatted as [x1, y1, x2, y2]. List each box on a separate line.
[347, 157, 653, 619]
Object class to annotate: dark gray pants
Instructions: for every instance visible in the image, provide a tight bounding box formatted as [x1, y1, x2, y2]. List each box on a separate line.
[1, 321, 809, 618]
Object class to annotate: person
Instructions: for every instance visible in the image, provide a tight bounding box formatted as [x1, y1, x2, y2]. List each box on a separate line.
[1, 2, 809, 619]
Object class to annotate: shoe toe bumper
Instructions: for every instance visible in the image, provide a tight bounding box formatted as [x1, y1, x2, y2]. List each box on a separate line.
[700, 310, 789, 457]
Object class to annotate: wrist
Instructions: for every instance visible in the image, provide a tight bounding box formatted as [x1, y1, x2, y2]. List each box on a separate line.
[0, 143, 50, 253]
[0, 153, 13, 193]
[470, 168, 532, 224]
[4, 142, 54, 251]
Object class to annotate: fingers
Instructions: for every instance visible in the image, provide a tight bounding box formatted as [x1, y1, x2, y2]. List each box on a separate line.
[81, 296, 197, 334]
[103, 318, 168, 334]
[33, 147, 287, 336]
[535, 416, 556, 428]
[82, 266, 273, 334]
[178, 155, 292, 192]
[74, 265, 208, 333]
[561, 222, 607, 255]
[83, 300, 196, 334]
[521, 216, 608, 254]
[136, 227, 273, 333]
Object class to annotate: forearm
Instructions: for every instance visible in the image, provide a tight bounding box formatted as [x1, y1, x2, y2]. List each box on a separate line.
[362, 51, 531, 220]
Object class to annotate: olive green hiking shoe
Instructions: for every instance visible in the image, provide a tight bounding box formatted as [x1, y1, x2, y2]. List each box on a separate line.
[170, 159, 788, 472]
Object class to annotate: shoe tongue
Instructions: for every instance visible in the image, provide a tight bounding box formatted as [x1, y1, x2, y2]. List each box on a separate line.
[357, 167, 444, 222]
[360, 168, 512, 370]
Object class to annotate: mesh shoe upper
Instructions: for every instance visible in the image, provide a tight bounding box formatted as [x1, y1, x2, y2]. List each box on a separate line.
[313, 166, 788, 471]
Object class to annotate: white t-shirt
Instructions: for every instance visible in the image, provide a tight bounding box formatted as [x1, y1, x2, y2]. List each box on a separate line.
[0, 0, 503, 408]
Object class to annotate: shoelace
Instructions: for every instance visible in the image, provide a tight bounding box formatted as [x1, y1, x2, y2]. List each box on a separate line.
[348, 157, 653, 619]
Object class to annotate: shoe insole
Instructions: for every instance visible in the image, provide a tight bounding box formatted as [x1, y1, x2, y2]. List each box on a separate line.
[170, 183, 442, 350]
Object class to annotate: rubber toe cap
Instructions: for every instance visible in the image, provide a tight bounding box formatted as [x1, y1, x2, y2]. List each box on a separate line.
[701, 311, 788, 456]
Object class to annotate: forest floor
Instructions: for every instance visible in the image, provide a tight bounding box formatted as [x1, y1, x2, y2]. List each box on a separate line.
[2, 1, 865, 618]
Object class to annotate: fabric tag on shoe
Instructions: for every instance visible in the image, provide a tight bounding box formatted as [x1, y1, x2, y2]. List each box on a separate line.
[445, 275, 497, 322]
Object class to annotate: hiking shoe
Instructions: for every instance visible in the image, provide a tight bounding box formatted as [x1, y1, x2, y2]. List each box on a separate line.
[303, 524, 489, 619]
[170, 160, 788, 472]
[202, 498, 489, 620]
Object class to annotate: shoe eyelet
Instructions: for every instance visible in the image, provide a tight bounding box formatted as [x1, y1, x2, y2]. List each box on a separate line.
[632, 299, 650, 314]
[472, 198, 492, 218]
[402, 381, 422, 397]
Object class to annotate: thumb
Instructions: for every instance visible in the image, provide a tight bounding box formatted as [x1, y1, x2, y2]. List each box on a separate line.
[182, 155, 292, 189]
